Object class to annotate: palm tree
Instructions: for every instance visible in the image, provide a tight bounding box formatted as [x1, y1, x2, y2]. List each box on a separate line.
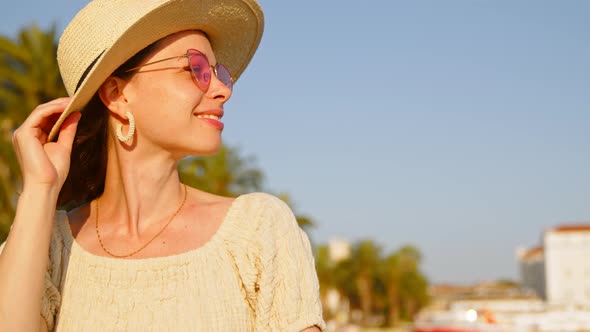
[314, 245, 333, 312]
[395, 245, 429, 321]
[178, 145, 263, 197]
[399, 269, 429, 320]
[179, 148, 316, 232]
[377, 244, 430, 325]
[0, 24, 66, 126]
[379, 252, 402, 326]
[0, 24, 67, 241]
[315, 240, 430, 326]
[350, 240, 382, 325]
[0, 123, 18, 237]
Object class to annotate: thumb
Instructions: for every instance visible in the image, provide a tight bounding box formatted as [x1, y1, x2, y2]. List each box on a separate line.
[56, 111, 82, 150]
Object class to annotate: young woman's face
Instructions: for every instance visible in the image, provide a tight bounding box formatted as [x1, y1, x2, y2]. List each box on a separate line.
[120, 30, 232, 159]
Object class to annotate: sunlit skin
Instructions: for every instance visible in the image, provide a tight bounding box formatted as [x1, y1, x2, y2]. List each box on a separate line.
[107, 31, 231, 159]
[67, 30, 235, 260]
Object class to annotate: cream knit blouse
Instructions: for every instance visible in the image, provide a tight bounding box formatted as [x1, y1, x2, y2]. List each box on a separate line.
[3, 193, 325, 331]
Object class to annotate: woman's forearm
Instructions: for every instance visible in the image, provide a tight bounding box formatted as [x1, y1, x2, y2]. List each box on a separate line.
[0, 187, 58, 331]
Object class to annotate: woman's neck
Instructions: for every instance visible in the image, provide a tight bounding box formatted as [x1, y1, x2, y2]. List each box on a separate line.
[97, 138, 186, 239]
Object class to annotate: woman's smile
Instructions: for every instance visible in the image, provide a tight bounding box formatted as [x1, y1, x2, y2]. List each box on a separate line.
[194, 109, 224, 130]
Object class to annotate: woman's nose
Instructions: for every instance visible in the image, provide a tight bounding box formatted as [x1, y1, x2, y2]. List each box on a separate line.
[206, 71, 232, 102]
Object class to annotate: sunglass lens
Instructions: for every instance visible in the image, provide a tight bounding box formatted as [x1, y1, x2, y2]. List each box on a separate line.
[216, 64, 233, 91]
[187, 50, 233, 91]
[188, 51, 211, 90]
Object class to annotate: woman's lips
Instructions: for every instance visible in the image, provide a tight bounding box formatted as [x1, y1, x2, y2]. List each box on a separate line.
[196, 115, 224, 130]
[194, 110, 224, 130]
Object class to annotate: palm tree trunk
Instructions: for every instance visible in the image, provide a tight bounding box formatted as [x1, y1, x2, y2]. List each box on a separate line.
[387, 287, 399, 326]
[357, 275, 372, 325]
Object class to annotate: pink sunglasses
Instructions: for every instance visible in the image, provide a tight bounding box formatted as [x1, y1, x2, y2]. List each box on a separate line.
[124, 48, 233, 92]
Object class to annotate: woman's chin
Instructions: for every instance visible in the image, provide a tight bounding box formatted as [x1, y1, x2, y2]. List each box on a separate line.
[183, 144, 222, 157]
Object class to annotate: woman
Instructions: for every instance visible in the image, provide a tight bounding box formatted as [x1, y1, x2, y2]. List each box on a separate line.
[0, 0, 324, 331]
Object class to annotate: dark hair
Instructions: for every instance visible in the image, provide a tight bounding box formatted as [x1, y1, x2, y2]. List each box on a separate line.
[57, 42, 161, 210]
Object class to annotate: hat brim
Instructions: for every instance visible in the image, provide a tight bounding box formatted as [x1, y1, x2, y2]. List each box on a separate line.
[48, 0, 263, 141]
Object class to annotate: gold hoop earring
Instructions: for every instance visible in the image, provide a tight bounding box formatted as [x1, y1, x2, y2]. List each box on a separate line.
[116, 111, 135, 143]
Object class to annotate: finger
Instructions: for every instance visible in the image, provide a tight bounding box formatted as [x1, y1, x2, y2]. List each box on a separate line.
[39, 113, 63, 137]
[37, 97, 72, 108]
[56, 111, 82, 151]
[21, 99, 71, 130]
[29, 98, 70, 119]
[30, 97, 71, 114]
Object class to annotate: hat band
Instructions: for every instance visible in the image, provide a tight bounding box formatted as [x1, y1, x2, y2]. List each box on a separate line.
[75, 50, 105, 93]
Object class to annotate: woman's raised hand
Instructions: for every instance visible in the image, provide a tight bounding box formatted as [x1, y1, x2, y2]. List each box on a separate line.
[11, 97, 81, 194]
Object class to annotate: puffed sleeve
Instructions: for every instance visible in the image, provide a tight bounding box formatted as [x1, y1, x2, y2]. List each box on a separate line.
[254, 195, 326, 331]
[0, 212, 63, 331]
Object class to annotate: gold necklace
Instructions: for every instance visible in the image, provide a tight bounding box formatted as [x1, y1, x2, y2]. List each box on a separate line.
[95, 184, 188, 258]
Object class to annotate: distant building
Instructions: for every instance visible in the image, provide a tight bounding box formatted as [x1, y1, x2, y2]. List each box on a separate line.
[328, 238, 351, 263]
[545, 225, 590, 306]
[517, 223, 590, 307]
[516, 246, 545, 299]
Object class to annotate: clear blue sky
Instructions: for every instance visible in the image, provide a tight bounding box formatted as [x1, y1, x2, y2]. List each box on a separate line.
[2, 1, 589, 284]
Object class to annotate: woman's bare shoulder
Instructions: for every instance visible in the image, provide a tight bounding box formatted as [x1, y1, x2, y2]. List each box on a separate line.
[186, 186, 235, 210]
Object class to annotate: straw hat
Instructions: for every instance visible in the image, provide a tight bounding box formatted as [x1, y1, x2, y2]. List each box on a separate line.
[48, 0, 264, 141]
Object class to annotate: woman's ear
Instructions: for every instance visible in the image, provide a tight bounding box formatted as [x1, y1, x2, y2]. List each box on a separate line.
[97, 76, 128, 117]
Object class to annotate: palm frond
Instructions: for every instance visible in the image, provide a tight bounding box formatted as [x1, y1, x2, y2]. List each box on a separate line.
[0, 36, 31, 64]
[0, 24, 64, 236]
